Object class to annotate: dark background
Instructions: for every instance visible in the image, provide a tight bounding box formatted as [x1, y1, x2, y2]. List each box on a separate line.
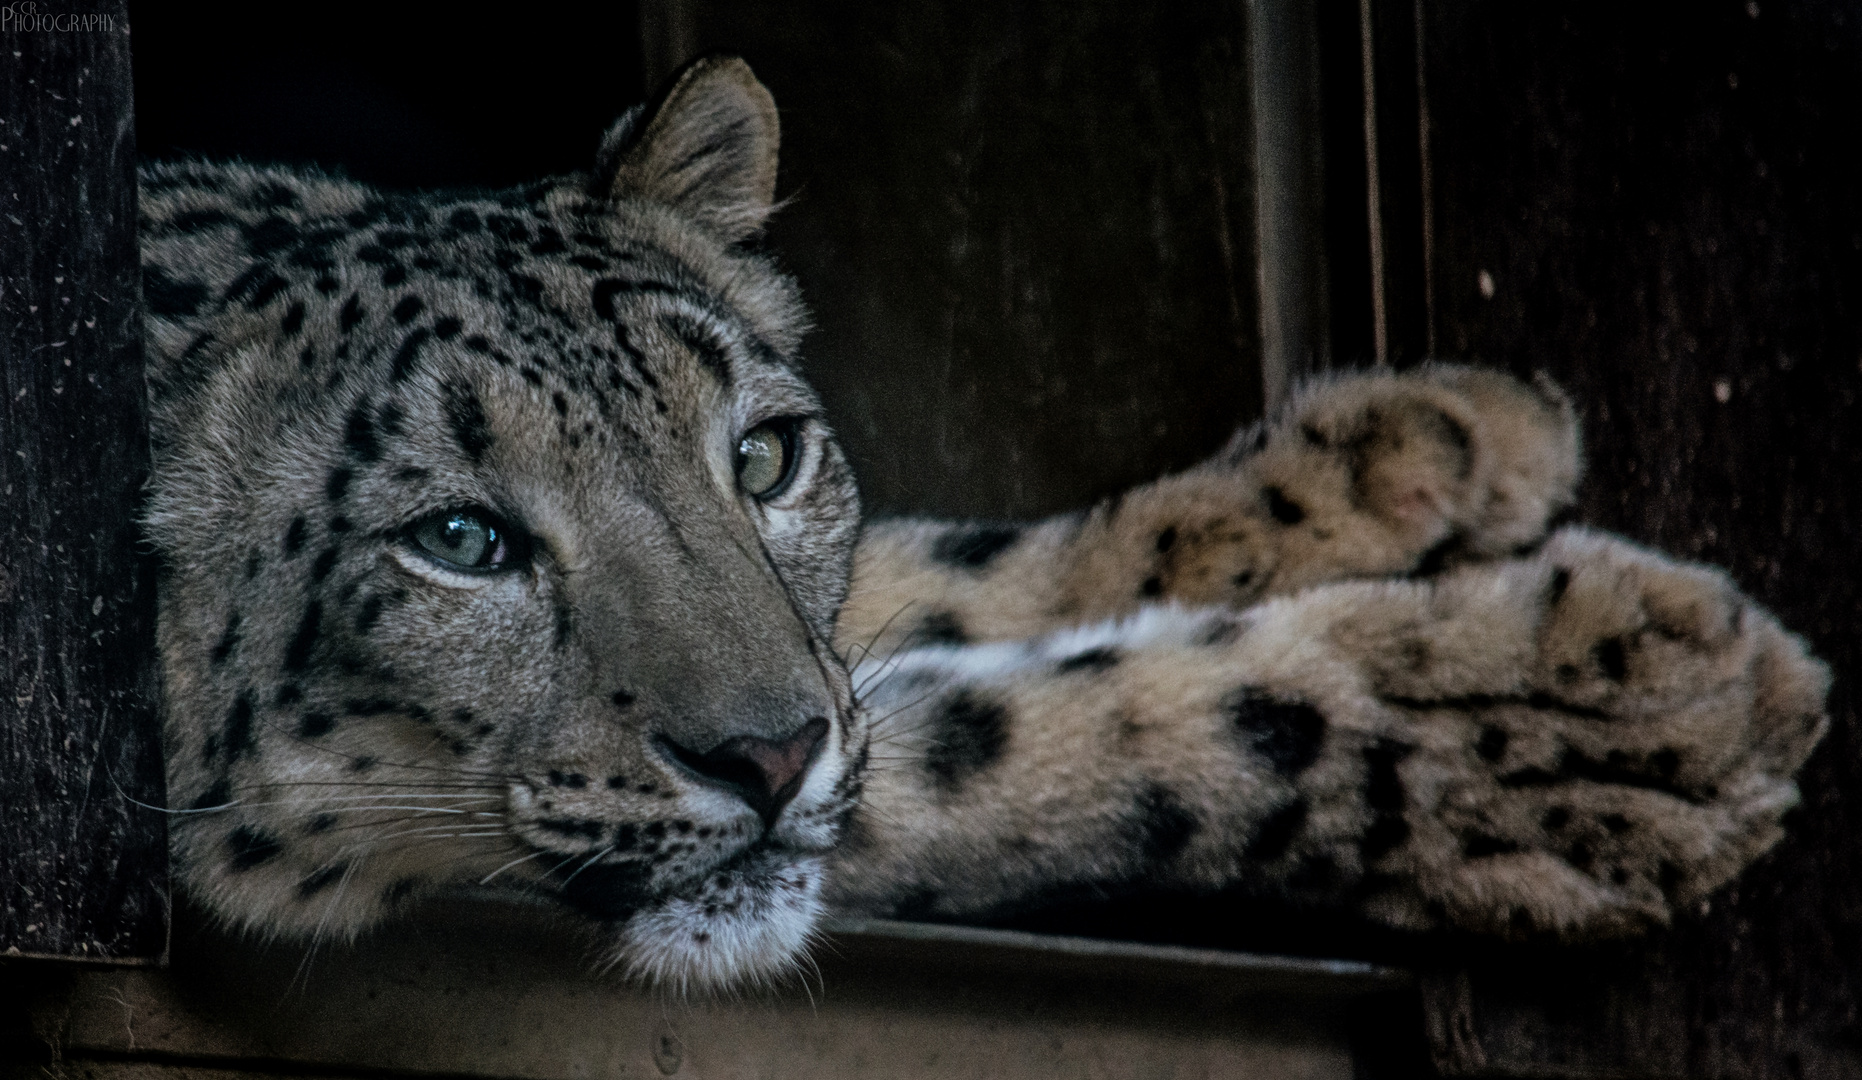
[8, 0, 1855, 1075]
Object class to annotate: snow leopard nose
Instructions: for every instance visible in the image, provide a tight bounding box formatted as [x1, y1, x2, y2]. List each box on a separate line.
[656, 717, 829, 826]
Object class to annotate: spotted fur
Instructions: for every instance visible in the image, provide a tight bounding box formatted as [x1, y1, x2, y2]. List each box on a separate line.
[140, 57, 1830, 991]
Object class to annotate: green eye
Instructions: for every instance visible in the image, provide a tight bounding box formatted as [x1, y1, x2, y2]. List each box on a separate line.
[410, 509, 523, 571]
[736, 419, 799, 499]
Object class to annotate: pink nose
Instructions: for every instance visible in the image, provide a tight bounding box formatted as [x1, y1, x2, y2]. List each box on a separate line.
[659, 717, 829, 825]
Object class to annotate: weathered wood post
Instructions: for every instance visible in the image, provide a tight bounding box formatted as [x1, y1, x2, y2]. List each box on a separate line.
[0, 1, 168, 964]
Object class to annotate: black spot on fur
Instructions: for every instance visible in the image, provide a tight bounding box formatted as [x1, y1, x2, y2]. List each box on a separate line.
[449, 208, 481, 232]
[1601, 813, 1633, 835]
[345, 698, 403, 717]
[1301, 423, 1329, 448]
[1264, 486, 1306, 525]
[280, 301, 306, 336]
[190, 778, 231, 811]
[1057, 646, 1120, 674]
[486, 213, 529, 242]
[368, 402, 402, 441]
[344, 404, 380, 461]
[210, 612, 241, 665]
[1132, 783, 1199, 864]
[1363, 738, 1412, 811]
[297, 711, 336, 738]
[382, 878, 421, 906]
[1650, 748, 1681, 782]
[1412, 535, 1462, 577]
[329, 516, 351, 533]
[283, 602, 322, 672]
[916, 611, 968, 646]
[1197, 616, 1243, 647]
[611, 689, 637, 709]
[552, 600, 573, 650]
[1288, 854, 1338, 890]
[923, 689, 1009, 789]
[1543, 806, 1571, 830]
[1476, 725, 1509, 762]
[392, 295, 425, 324]
[242, 215, 299, 256]
[433, 316, 463, 340]
[223, 691, 255, 759]
[1549, 568, 1572, 603]
[442, 381, 493, 462]
[1594, 637, 1629, 681]
[1464, 834, 1520, 858]
[143, 265, 209, 318]
[932, 524, 1021, 569]
[663, 312, 732, 386]
[390, 328, 432, 382]
[1140, 575, 1164, 597]
[169, 208, 234, 233]
[310, 547, 338, 583]
[1497, 746, 1693, 800]
[275, 684, 302, 706]
[1225, 687, 1326, 776]
[1155, 526, 1178, 552]
[355, 593, 385, 633]
[559, 862, 651, 923]
[325, 467, 352, 502]
[226, 265, 289, 310]
[1361, 814, 1410, 861]
[1245, 798, 1308, 861]
[1233, 569, 1256, 588]
[508, 273, 545, 306]
[252, 182, 299, 209]
[340, 294, 364, 333]
[227, 826, 282, 870]
[537, 818, 604, 839]
[299, 864, 346, 898]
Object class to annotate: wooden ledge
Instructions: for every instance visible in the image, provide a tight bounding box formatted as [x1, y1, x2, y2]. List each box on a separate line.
[15, 898, 1407, 1080]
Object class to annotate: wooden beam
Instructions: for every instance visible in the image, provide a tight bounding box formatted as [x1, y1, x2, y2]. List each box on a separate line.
[0, 1, 167, 964]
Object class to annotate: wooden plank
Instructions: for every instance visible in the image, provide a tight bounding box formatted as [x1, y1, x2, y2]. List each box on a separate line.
[659, 0, 1266, 519]
[0, 1, 167, 963]
[21, 899, 1380, 1080]
[1412, 3, 1862, 1076]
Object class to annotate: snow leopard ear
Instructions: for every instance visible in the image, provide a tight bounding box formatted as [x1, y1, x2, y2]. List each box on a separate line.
[597, 55, 780, 241]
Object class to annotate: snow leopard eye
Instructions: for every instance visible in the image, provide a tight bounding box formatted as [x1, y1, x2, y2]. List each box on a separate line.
[409, 508, 525, 572]
[736, 418, 800, 500]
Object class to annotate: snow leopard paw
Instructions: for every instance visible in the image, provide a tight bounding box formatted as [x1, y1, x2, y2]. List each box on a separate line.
[1352, 527, 1829, 939]
[1207, 364, 1582, 599]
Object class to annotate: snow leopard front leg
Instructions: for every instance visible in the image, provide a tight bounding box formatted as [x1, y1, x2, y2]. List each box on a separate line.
[840, 364, 1580, 659]
[826, 527, 1829, 939]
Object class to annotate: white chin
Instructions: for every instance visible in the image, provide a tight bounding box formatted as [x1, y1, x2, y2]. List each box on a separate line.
[611, 855, 826, 994]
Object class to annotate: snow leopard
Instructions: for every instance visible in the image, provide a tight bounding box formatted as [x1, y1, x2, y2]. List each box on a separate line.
[137, 55, 1831, 991]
